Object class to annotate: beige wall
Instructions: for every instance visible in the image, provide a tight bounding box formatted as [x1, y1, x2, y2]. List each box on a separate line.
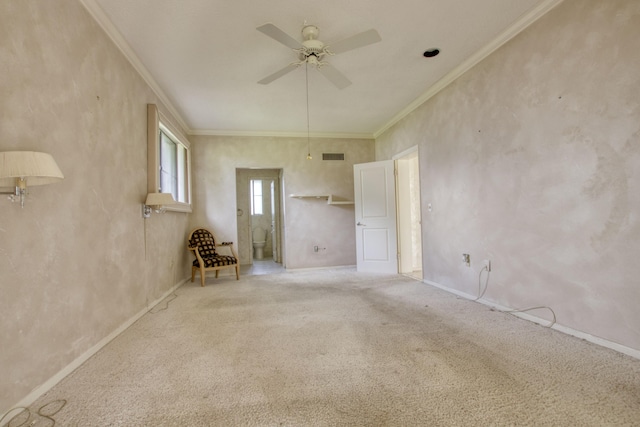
[4, 0, 638, 416]
[376, 0, 640, 351]
[190, 135, 375, 270]
[0, 0, 191, 413]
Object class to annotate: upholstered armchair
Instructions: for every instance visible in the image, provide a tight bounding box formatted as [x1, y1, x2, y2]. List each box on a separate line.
[187, 228, 240, 286]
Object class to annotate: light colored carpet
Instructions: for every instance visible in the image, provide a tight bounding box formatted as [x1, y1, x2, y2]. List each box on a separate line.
[11, 269, 640, 426]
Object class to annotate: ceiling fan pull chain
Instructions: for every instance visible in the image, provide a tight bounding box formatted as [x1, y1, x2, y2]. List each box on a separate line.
[305, 63, 312, 160]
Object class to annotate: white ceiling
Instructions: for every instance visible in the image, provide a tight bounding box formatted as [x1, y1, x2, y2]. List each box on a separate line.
[82, 0, 560, 138]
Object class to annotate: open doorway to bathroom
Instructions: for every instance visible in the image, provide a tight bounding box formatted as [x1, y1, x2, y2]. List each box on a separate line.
[235, 168, 284, 274]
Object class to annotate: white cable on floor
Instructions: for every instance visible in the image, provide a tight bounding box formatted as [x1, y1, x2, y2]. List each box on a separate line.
[501, 306, 557, 328]
[0, 399, 66, 427]
[474, 266, 490, 301]
[472, 264, 557, 328]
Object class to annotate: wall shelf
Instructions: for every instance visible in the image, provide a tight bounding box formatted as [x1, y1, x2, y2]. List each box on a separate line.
[289, 194, 354, 205]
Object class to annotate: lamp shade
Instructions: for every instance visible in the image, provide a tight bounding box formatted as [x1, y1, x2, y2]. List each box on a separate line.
[0, 151, 64, 187]
[145, 192, 176, 207]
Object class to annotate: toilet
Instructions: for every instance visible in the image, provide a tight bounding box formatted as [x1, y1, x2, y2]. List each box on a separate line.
[252, 226, 267, 259]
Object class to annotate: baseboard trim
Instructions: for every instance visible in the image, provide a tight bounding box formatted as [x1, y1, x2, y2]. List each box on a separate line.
[2, 278, 188, 420]
[423, 279, 640, 360]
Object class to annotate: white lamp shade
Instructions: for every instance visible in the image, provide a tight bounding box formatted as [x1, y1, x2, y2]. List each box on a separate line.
[145, 192, 176, 207]
[0, 151, 64, 187]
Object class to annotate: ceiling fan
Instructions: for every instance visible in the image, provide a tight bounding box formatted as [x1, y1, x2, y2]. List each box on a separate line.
[256, 22, 381, 89]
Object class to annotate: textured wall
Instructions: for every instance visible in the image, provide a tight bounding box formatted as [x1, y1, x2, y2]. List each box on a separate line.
[0, 0, 191, 412]
[190, 136, 375, 270]
[376, 0, 640, 351]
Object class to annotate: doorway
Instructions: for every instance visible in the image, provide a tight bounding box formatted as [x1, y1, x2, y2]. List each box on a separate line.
[353, 147, 423, 277]
[235, 169, 284, 269]
[395, 147, 423, 279]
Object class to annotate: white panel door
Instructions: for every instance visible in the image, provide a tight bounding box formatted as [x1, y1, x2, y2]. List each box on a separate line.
[354, 160, 398, 273]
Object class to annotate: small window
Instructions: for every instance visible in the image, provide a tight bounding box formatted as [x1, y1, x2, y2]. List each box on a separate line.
[147, 104, 191, 212]
[159, 125, 188, 203]
[251, 180, 263, 215]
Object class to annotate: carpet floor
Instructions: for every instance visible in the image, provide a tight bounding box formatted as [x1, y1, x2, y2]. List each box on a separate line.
[12, 269, 640, 426]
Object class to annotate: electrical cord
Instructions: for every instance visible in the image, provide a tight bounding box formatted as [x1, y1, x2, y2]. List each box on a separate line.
[472, 265, 557, 328]
[498, 306, 557, 328]
[0, 399, 66, 427]
[0, 407, 28, 427]
[474, 266, 490, 301]
[148, 293, 178, 314]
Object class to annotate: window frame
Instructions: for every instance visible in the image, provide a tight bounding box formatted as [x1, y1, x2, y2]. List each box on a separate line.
[147, 104, 192, 213]
[251, 179, 264, 215]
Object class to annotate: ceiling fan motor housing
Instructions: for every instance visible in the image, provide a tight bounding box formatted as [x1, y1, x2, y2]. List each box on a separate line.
[300, 39, 326, 63]
[301, 25, 320, 40]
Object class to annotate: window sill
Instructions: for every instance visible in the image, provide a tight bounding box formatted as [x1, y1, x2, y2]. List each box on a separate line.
[165, 202, 192, 213]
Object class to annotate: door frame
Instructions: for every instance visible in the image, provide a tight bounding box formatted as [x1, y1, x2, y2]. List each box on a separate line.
[354, 146, 422, 275]
[235, 168, 283, 265]
[393, 146, 423, 278]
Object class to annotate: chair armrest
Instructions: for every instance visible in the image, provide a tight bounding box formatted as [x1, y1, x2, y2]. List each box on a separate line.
[215, 242, 238, 259]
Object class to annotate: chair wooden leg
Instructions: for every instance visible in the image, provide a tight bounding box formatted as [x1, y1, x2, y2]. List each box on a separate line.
[200, 267, 206, 287]
[235, 265, 240, 280]
[191, 267, 196, 282]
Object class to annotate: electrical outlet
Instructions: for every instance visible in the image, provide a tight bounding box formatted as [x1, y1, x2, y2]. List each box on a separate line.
[462, 253, 470, 266]
[314, 246, 319, 252]
[484, 259, 491, 272]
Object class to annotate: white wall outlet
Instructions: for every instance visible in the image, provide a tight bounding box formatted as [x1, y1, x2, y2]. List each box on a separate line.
[314, 246, 319, 252]
[484, 259, 491, 272]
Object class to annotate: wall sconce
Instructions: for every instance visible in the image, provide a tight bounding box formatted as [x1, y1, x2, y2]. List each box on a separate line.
[143, 192, 177, 218]
[0, 151, 64, 208]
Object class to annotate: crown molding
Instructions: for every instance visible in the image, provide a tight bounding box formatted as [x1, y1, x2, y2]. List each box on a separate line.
[373, 0, 564, 139]
[189, 129, 374, 140]
[80, 0, 563, 142]
[80, 0, 192, 134]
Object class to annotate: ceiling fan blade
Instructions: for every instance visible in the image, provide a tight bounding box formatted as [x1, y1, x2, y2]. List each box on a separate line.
[317, 63, 352, 89]
[328, 29, 381, 54]
[257, 23, 301, 50]
[258, 63, 299, 85]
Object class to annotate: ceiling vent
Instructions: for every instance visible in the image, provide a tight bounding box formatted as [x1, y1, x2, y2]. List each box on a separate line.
[322, 153, 345, 161]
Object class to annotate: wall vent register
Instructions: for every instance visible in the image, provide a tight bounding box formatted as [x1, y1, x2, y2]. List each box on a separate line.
[322, 153, 345, 161]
